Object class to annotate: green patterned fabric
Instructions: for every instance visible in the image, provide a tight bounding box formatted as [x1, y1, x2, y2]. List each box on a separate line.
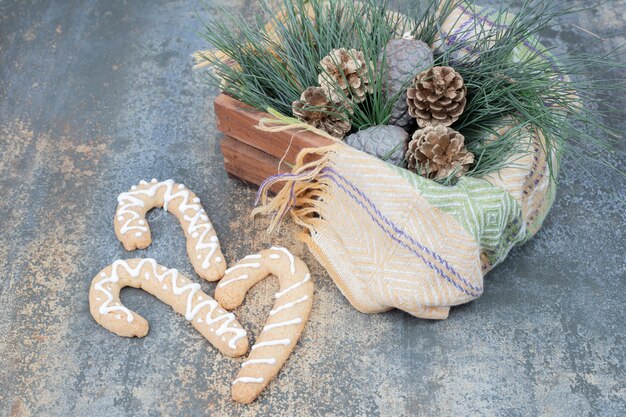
[390, 165, 525, 267]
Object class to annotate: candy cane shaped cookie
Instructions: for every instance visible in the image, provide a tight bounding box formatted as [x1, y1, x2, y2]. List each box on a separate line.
[89, 258, 248, 357]
[214, 247, 314, 403]
[114, 179, 225, 281]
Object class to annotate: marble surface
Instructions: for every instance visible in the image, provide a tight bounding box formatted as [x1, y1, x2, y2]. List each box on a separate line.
[0, 1, 624, 415]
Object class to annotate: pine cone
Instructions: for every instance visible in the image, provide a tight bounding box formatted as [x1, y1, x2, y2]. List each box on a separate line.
[407, 66, 467, 128]
[344, 125, 409, 166]
[318, 48, 373, 104]
[292, 86, 352, 139]
[378, 39, 434, 131]
[406, 125, 474, 179]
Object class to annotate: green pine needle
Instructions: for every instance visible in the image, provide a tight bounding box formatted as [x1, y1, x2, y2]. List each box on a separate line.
[197, 0, 625, 183]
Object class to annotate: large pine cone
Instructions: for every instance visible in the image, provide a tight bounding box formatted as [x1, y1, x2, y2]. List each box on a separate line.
[407, 66, 467, 128]
[406, 125, 474, 179]
[379, 39, 434, 131]
[344, 125, 409, 166]
[292, 86, 352, 139]
[318, 48, 373, 104]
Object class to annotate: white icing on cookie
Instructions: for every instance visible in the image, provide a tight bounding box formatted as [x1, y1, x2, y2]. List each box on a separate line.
[262, 318, 303, 332]
[241, 358, 277, 367]
[269, 295, 309, 316]
[233, 377, 264, 385]
[270, 246, 296, 275]
[225, 263, 261, 274]
[275, 274, 310, 299]
[250, 339, 292, 350]
[215, 248, 314, 403]
[115, 179, 224, 281]
[217, 274, 249, 288]
[93, 259, 246, 350]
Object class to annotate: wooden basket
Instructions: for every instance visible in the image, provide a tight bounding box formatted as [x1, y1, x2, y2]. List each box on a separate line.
[214, 94, 334, 193]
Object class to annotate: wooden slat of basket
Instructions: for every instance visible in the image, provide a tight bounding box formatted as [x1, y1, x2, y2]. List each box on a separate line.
[214, 93, 334, 164]
[221, 135, 289, 194]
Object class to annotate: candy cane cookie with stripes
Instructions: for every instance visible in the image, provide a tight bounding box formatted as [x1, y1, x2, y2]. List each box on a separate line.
[114, 179, 226, 281]
[89, 258, 248, 357]
[214, 247, 314, 403]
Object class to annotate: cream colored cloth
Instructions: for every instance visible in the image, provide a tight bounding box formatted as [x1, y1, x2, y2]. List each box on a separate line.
[256, 130, 555, 319]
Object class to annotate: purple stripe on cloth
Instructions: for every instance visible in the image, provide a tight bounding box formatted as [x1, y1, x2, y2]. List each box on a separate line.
[323, 167, 483, 294]
[320, 168, 483, 298]
[441, 30, 477, 56]
[255, 164, 483, 298]
[320, 172, 481, 299]
[255, 171, 310, 206]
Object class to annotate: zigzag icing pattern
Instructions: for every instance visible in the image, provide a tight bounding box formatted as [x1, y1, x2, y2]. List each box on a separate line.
[89, 258, 248, 357]
[114, 179, 225, 281]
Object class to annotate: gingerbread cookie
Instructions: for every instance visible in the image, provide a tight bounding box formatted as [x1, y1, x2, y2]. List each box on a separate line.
[89, 258, 248, 357]
[214, 247, 314, 404]
[115, 179, 225, 281]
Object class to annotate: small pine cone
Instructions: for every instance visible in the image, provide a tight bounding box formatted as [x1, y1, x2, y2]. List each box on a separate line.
[407, 66, 467, 128]
[292, 86, 352, 139]
[318, 48, 374, 104]
[406, 125, 474, 179]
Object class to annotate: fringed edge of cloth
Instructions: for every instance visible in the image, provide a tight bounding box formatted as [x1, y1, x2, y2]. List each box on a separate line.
[252, 144, 338, 233]
[251, 143, 463, 320]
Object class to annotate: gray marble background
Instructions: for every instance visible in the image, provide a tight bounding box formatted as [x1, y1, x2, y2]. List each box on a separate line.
[0, 0, 624, 416]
